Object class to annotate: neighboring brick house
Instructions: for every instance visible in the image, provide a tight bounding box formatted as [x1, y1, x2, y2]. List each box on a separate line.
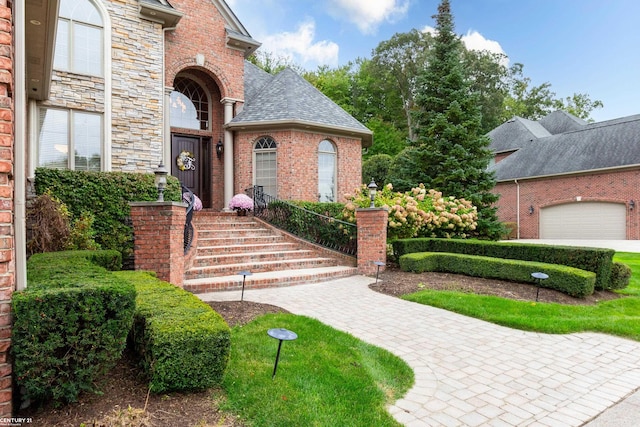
[488, 110, 640, 240]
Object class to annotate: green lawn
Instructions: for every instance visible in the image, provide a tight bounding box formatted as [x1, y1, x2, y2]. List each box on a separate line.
[221, 314, 414, 427]
[402, 252, 640, 341]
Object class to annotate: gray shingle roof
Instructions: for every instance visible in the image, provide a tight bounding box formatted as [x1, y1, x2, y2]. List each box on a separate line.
[488, 116, 551, 153]
[230, 62, 373, 145]
[539, 110, 587, 134]
[489, 114, 640, 181]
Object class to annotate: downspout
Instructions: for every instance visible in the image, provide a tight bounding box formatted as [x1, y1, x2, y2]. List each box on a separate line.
[515, 179, 520, 239]
[162, 25, 178, 168]
[15, 1, 27, 290]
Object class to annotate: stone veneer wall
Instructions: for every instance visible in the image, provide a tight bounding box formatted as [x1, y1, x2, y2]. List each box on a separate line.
[40, 0, 164, 173]
[0, 0, 12, 415]
[234, 129, 363, 203]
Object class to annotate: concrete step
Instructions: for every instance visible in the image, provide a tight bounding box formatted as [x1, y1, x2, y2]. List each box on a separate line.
[197, 227, 272, 238]
[185, 266, 359, 294]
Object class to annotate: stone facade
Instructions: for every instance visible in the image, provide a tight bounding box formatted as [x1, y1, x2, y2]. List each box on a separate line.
[0, 0, 12, 416]
[493, 168, 640, 239]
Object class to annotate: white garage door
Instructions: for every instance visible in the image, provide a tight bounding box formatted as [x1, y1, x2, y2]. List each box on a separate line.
[540, 202, 626, 239]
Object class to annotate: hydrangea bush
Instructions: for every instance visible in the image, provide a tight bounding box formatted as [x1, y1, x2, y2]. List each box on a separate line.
[228, 193, 254, 212]
[342, 183, 477, 240]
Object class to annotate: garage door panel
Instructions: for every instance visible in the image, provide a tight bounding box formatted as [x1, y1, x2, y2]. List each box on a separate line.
[540, 202, 626, 239]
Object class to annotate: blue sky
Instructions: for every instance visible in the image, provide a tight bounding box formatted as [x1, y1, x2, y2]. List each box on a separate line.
[227, 0, 640, 123]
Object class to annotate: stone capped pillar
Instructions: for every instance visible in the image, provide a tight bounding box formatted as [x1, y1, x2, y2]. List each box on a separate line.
[356, 208, 388, 276]
[130, 202, 186, 287]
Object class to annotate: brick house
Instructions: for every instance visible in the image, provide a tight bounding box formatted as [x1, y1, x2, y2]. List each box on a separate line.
[15, 0, 373, 413]
[488, 110, 640, 240]
[26, 0, 371, 211]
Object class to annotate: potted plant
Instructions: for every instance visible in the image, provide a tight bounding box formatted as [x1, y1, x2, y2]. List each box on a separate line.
[229, 193, 254, 216]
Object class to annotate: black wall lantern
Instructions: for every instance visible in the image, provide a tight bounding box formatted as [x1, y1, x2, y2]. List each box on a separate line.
[631, 200, 636, 210]
[528, 205, 535, 215]
[216, 140, 224, 159]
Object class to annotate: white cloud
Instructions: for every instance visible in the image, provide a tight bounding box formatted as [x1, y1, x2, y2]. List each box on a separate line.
[329, 0, 410, 34]
[261, 19, 340, 68]
[422, 27, 509, 66]
[461, 30, 505, 56]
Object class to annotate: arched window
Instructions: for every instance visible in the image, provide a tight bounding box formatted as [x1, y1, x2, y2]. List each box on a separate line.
[54, 0, 104, 76]
[318, 139, 336, 202]
[170, 77, 210, 130]
[254, 136, 277, 197]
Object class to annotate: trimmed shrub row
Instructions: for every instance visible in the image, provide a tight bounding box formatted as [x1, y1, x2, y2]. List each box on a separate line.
[119, 271, 231, 393]
[399, 252, 596, 298]
[392, 238, 619, 290]
[13, 251, 135, 405]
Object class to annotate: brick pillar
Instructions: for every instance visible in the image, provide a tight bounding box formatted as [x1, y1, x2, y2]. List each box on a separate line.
[356, 208, 388, 276]
[130, 202, 186, 287]
[0, 0, 12, 416]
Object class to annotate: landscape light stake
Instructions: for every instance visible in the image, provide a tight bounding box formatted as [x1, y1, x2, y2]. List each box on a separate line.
[531, 272, 549, 302]
[374, 261, 385, 284]
[238, 270, 252, 302]
[267, 328, 298, 379]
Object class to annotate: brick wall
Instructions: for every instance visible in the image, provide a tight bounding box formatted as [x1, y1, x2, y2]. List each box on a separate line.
[165, 0, 245, 98]
[356, 208, 387, 276]
[234, 129, 363, 203]
[0, 0, 11, 416]
[493, 168, 640, 239]
[130, 203, 186, 287]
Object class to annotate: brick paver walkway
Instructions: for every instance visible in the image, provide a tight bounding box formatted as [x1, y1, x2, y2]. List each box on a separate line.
[199, 276, 640, 426]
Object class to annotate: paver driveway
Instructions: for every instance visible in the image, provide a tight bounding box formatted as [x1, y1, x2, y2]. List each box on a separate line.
[199, 276, 640, 427]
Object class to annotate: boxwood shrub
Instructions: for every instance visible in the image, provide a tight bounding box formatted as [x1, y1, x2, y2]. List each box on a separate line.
[118, 271, 231, 393]
[399, 252, 596, 298]
[393, 238, 617, 291]
[13, 251, 135, 405]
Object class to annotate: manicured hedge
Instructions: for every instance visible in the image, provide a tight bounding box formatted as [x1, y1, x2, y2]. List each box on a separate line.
[34, 168, 182, 262]
[399, 252, 596, 298]
[118, 271, 231, 393]
[13, 251, 135, 405]
[393, 238, 616, 290]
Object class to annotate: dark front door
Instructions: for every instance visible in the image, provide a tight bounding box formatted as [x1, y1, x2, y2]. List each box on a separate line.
[171, 134, 211, 208]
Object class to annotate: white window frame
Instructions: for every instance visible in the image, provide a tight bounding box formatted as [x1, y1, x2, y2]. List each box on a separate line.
[54, 0, 104, 77]
[36, 107, 104, 171]
[253, 136, 278, 198]
[318, 139, 337, 202]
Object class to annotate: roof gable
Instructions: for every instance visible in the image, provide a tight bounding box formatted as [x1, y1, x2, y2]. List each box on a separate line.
[230, 64, 373, 146]
[490, 114, 640, 181]
[539, 110, 587, 134]
[488, 116, 551, 153]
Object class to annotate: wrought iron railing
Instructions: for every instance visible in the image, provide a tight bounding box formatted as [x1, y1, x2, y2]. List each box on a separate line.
[181, 184, 195, 254]
[246, 186, 357, 256]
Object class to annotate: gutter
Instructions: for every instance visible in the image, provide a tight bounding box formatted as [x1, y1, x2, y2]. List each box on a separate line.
[15, 1, 27, 290]
[514, 179, 520, 239]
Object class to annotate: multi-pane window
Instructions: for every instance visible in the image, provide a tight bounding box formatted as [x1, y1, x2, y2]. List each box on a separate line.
[254, 136, 277, 197]
[37, 108, 102, 171]
[318, 139, 337, 202]
[170, 77, 210, 130]
[54, 0, 103, 76]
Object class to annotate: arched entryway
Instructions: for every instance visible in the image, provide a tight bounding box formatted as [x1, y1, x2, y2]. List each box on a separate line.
[169, 70, 224, 209]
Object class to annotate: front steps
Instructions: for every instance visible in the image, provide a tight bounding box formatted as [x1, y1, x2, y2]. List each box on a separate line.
[183, 212, 357, 294]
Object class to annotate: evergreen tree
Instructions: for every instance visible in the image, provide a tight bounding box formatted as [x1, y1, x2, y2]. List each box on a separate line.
[403, 0, 502, 239]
